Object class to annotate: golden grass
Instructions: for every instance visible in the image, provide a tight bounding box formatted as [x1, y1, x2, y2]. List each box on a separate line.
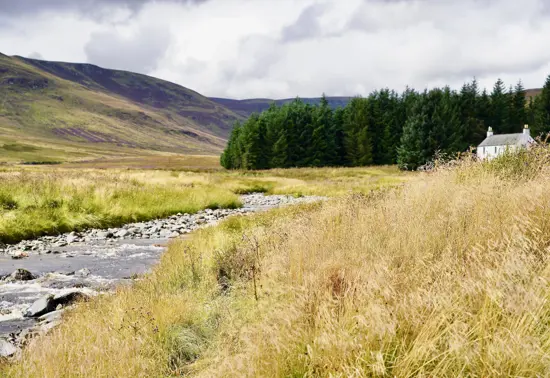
[0, 165, 406, 244]
[0, 168, 240, 244]
[4, 149, 550, 377]
[60, 155, 223, 171]
[202, 165, 410, 197]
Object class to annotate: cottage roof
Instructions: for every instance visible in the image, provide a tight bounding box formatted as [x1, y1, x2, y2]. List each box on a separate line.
[478, 133, 533, 147]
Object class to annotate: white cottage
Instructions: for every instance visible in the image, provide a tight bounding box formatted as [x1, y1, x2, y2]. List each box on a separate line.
[477, 125, 535, 160]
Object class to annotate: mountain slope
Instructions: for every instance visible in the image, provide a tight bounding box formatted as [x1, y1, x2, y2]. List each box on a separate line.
[0, 54, 243, 162]
[525, 88, 542, 101]
[209, 97, 353, 118]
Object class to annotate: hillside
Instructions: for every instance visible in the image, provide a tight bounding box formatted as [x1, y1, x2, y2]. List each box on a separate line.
[0, 54, 243, 162]
[526, 87, 542, 101]
[210, 96, 352, 117]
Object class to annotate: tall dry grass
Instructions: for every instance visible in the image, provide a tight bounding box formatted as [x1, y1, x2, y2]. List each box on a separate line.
[194, 148, 550, 377]
[5, 148, 550, 377]
[0, 168, 240, 244]
[0, 165, 406, 244]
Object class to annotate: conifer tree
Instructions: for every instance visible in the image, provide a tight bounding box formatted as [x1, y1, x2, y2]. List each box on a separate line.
[331, 107, 347, 165]
[311, 95, 335, 166]
[397, 113, 426, 170]
[508, 80, 526, 133]
[343, 98, 372, 166]
[533, 75, 550, 136]
[490, 78, 510, 133]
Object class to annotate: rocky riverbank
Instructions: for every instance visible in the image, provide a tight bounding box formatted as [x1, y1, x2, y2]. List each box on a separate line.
[0, 194, 325, 358]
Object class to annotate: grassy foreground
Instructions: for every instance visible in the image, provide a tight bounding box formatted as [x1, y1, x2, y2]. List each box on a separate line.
[0, 165, 405, 244]
[4, 148, 550, 376]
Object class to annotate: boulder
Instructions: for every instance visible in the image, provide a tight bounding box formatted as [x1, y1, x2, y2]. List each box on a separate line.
[53, 291, 89, 307]
[25, 295, 56, 318]
[7, 268, 35, 281]
[25, 291, 89, 318]
[0, 338, 17, 358]
[38, 309, 64, 324]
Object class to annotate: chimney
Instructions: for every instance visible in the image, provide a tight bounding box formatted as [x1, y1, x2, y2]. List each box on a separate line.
[523, 124, 530, 136]
[487, 126, 494, 137]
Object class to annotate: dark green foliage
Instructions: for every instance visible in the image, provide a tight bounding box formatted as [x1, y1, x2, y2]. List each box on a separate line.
[490, 78, 510, 133]
[221, 76, 549, 171]
[509, 81, 526, 131]
[533, 75, 550, 137]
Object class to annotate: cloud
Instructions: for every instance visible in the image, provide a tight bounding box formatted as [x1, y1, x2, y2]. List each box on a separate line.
[0, 0, 207, 16]
[221, 35, 282, 82]
[1, 0, 550, 99]
[28, 51, 43, 59]
[282, 3, 326, 42]
[84, 25, 173, 73]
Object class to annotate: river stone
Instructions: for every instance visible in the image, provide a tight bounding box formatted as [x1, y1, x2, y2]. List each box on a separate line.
[66, 232, 79, 244]
[38, 309, 64, 324]
[53, 291, 89, 307]
[8, 268, 35, 281]
[0, 338, 17, 358]
[75, 268, 91, 278]
[25, 295, 56, 318]
[159, 229, 174, 238]
[115, 229, 130, 238]
[97, 231, 113, 239]
[10, 251, 28, 260]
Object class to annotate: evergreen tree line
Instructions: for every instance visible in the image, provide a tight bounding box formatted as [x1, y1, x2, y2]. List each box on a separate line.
[221, 76, 550, 170]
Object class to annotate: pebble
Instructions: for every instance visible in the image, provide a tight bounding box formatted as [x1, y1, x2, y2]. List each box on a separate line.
[75, 268, 91, 278]
[0, 194, 326, 257]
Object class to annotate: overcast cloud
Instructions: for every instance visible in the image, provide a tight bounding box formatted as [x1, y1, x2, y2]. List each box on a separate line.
[1, 0, 549, 99]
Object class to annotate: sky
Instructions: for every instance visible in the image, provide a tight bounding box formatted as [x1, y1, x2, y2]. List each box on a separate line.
[1, 0, 550, 99]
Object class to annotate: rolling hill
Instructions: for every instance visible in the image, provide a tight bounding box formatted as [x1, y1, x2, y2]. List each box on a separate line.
[525, 88, 542, 102]
[0, 53, 243, 162]
[209, 97, 353, 118]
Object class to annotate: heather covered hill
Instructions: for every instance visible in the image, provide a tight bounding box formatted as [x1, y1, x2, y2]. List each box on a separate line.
[0, 54, 243, 162]
[210, 96, 352, 117]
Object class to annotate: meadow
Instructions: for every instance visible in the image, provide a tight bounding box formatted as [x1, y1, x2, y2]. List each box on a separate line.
[4, 147, 550, 376]
[0, 160, 405, 244]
